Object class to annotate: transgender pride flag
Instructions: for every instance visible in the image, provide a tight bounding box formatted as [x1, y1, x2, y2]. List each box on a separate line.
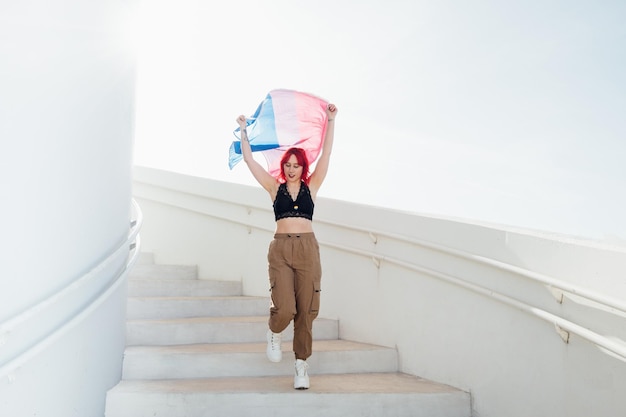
[229, 89, 330, 178]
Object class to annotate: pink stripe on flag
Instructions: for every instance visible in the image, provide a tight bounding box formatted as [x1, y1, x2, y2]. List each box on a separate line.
[272, 90, 300, 146]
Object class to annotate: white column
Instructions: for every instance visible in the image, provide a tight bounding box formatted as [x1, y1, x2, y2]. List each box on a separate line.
[0, 1, 137, 416]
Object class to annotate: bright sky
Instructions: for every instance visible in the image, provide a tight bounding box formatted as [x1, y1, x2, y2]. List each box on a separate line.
[133, 0, 626, 242]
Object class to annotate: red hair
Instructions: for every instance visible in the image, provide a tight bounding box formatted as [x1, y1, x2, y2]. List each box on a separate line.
[278, 148, 310, 184]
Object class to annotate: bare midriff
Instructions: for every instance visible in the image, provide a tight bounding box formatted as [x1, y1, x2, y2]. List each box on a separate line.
[275, 217, 314, 234]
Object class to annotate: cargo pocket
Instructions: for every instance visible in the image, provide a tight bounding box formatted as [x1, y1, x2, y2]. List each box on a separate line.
[310, 281, 321, 316]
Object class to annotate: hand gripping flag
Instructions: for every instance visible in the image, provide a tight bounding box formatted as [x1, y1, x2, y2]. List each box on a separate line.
[229, 89, 330, 178]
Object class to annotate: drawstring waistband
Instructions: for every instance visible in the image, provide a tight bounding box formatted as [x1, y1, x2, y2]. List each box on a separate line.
[273, 233, 316, 239]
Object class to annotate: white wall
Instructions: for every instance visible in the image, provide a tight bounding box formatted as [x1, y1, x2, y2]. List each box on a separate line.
[133, 166, 626, 417]
[0, 1, 137, 416]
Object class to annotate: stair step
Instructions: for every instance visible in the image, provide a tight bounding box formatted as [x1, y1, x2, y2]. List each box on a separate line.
[105, 373, 470, 417]
[108, 267, 471, 416]
[128, 279, 242, 297]
[122, 339, 398, 379]
[126, 296, 269, 320]
[129, 264, 198, 280]
[126, 316, 339, 346]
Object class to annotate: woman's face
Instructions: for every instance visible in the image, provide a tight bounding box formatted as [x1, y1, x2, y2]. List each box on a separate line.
[283, 154, 303, 182]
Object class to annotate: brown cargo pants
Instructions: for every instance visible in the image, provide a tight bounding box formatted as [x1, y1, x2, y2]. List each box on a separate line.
[267, 233, 322, 360]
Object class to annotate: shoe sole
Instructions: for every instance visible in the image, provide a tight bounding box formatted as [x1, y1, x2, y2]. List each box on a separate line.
[294, 377, 309, 390]
[267, 355, 282, 363]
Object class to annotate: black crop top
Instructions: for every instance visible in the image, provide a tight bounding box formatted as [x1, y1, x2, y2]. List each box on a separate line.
[273, 182, 314, 221]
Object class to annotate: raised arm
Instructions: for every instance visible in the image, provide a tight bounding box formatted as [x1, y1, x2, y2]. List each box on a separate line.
[308, 103, 338, 197]
[236, 115, 278, 195]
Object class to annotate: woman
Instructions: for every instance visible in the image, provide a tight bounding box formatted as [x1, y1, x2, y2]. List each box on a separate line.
[235, 103, 337, 390]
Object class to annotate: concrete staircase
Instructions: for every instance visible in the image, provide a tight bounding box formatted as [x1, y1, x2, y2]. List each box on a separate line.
[105, 256, 471, 417]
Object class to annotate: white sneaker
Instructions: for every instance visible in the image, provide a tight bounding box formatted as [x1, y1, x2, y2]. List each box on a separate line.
[294, 359, 310, 390]
[266, 330, 282, 363]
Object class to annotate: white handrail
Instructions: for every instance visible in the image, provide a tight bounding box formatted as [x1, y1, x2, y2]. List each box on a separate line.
[136, 190, 625, 316]
[317, 218, 626, 316]
[140, 191, 625, 316]
[0, 199, 143, 377]
[319, 240, 626, 362]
